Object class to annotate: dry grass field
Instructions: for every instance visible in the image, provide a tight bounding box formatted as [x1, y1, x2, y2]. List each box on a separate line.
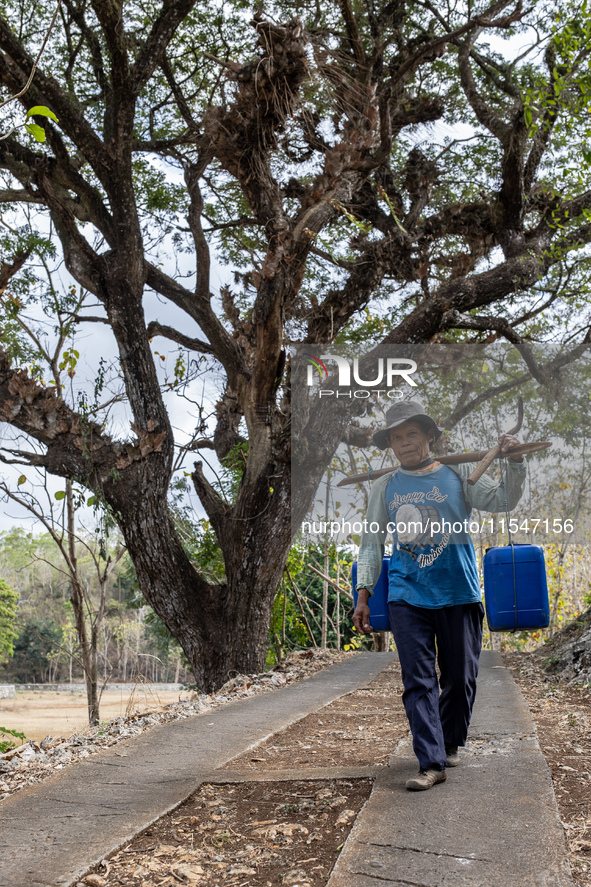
[0, 685, 193, 741]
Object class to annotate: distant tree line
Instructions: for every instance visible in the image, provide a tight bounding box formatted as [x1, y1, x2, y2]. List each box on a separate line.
[0, 525, 365, 687]
[0, 527, 190, 685]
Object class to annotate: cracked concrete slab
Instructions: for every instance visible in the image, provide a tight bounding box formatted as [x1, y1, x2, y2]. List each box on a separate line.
[327, 651, 573, 887]
[0, 652, 394, 887]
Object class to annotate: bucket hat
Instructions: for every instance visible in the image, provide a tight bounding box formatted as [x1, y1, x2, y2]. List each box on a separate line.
[372, 400, 444, 450]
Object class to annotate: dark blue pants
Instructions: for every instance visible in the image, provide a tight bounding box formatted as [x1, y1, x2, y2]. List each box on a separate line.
[388, 601, 484, 772]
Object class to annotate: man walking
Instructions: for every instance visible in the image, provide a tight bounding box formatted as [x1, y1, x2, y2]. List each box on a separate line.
[353, 401, 526, 790]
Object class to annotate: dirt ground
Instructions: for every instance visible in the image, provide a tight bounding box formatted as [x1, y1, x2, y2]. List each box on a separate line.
[85, 778, 374, 887]
[504, 652, 591, 887]
[0, 686, 193, 741]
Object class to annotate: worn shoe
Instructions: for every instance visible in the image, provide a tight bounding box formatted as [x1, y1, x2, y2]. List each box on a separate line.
[445, 745, 460, 767]
[405, 768, 447, 791]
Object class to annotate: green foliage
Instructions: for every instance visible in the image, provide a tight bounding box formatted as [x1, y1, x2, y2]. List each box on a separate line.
[0, 726, 26, 754]
[58, 348, 79, 379]
[0, 578, 18, 664]
[24, 105, 58, 142]
[343, 628, 375, 652]
[4, 616, 62, 683]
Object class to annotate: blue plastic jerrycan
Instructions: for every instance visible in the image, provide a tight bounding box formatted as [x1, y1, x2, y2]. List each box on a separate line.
[351, 558, 391, 632]
[483, 543, 549, 631]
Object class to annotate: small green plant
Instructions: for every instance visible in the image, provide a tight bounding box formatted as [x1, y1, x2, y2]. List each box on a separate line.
[344, 627, 373, 652]
[344, 633, 363, 651]
[94, 720, 110, 738]
[0, 726, 26, 753]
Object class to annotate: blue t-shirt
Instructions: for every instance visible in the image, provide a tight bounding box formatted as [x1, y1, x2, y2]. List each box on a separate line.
[385, 464, 481, 608]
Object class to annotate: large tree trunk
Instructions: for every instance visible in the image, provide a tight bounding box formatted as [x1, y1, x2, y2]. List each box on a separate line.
[199, 540, 290, 689]
[111, 455, 293, 691]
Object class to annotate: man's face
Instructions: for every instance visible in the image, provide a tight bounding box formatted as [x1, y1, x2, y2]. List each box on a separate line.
[388, 420, 433, 466]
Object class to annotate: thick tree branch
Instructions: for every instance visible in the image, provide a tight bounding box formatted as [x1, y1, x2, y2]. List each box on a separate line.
[191, 459, 231, 544]
[185, 161, 213, 304]
[421, 200, 494, 243]
[36, 175, 107, 297]
[306, 238, 392, 342]
[337, 0, 367, 65]
[145, 262, 241, 376]
[0, 187, 43, 205]
[146, 320, 215, 355]
[384, 227, 590, 345]
[133, 135, 198, 152]
[441, 309, 525, 343]
[0, 129, 115, 240]
[89, 0, 129, 85]
[132, 0, 198, 92]
[0, 248, 31, 287]
[0, 345, 171, 492]
[457, 27, 512, 144]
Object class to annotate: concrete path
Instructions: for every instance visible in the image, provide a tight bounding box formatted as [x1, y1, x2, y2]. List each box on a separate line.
[0, 653, 393, 887]
[328, 651, 573, 887]
[0, 651, 573, 887]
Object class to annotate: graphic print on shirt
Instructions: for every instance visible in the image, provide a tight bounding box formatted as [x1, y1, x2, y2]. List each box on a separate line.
[388, 484, 450, 566]
[384, 467, 481, 608]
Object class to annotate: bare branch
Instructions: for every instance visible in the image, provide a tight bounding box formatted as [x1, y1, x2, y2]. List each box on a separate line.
[0, 188, 44, 204]
[145, 262, 241, 376]
[307, 563, 353, 600]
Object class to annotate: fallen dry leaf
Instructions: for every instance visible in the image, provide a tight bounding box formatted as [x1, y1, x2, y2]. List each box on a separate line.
[227, 864, 257, 875]
[282, 868, 312, 886]
[335, 809, 356, 826]
[174, 862, 205, 881]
